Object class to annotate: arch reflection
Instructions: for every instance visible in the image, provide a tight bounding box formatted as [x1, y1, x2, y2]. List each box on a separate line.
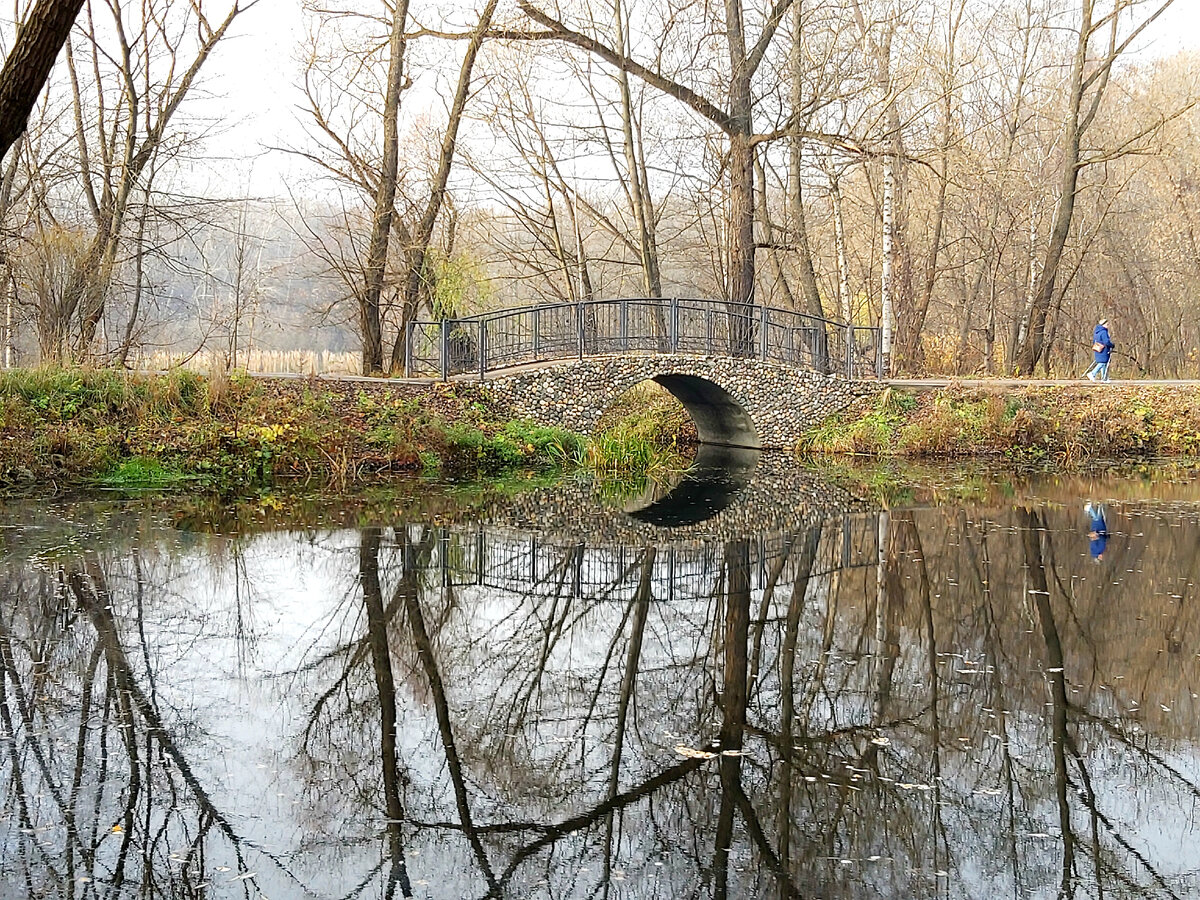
[624, 445, 760, 526]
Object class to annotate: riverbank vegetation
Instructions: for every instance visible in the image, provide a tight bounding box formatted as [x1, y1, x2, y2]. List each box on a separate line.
[587, 382, 696, 479]
[802, 385, 1200, 460]
[0, 368, 595, 491]
[8, 369, 1200, 495]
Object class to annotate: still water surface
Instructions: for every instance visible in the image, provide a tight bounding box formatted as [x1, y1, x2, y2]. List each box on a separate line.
[3, 460, 1200, 898]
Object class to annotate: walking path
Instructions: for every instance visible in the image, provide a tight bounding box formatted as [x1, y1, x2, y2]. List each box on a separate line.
[888, 378, 1200, 390]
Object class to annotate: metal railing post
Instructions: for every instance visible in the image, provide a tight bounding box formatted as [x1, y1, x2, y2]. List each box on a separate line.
[875, 329, 884, 378]
[760, 304, 769, 361]
[479, 319, 488, 380]
[845, 324, 855, 379]
[403, 319, 413, 377]
[668, 547, 676, 602]
[533, 307, 541, 362]
[577, 302, 585, 359]
[476, 526, 484, 585]
[706, 304, 713, 355]
[439, 320, 449, 381]
[670, 297, 679, 352]
[620, 300, 629, 351]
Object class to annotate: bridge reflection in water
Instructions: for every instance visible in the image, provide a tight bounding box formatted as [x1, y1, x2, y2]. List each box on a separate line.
[3, 474, 1200, 898]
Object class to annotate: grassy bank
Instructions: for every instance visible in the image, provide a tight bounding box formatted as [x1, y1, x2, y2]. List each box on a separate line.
[587, 382, 696, 479]
[0, 368, 590, 492]
[802, 384, 1200, 460]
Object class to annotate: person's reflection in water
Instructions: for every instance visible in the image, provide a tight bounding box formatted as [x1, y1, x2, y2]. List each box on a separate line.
[1085, 501, 1109, 561]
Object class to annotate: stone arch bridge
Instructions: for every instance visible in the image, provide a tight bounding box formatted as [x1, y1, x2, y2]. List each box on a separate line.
[403, 297, 884, 449]
[486, 355, 877, 449]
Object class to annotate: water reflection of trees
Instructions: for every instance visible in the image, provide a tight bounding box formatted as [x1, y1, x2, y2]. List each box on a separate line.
[0, 536, 291, 897]
[3, 500, 1200, 897]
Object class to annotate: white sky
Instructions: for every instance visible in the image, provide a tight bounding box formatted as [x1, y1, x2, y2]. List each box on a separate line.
[197, 0, 1200, 196]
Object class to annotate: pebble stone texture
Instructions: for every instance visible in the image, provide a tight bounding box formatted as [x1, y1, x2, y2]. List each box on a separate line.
[484, 354, 881, 449]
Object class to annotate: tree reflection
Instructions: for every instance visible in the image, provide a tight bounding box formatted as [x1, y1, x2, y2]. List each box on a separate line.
[0, 541, 289, 897]
[3, 495, 1200, 897]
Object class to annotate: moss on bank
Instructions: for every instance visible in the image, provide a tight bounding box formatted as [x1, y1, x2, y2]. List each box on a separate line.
[0, 368, 588, 492]
[802, 384, 1200, 460]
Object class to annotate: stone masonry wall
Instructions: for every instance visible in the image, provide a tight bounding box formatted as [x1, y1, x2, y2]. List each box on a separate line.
[484, 354, 880, 449]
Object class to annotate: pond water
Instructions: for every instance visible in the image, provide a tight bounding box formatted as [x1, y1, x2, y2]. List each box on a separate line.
[3, 459, 1200, 898]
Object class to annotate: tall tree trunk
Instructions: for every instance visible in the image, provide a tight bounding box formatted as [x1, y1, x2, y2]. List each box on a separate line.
[0, 0, 86, 162]
[880, 148, 896, 375]
[829, 166, 852, 325]
[787, 0, 829, 371]
[1, 264, 12, 368]
[113, 186, 150, 368]
[896, 1, 963, 372]
[724, 0, 756, 356]
[851, 1, 905, 375]
[360, 0, 410, 375]
[613, 0, 661, 299]
[389, 0, 498, 373]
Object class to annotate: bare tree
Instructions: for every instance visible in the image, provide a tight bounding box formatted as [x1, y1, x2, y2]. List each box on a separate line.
[518, 0, 819, 348]
[1013, 0, 1176, 374]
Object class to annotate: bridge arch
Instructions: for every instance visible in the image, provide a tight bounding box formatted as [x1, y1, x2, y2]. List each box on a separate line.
[486, 355, 878, 450]
[645, 373, 758, 448]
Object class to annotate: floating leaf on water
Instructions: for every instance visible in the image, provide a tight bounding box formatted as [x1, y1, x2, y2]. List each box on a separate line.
[870, 736, 890, 746]
[675, 745, 716, 760]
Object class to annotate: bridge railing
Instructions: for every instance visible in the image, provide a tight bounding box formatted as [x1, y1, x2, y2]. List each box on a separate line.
[403, 297, 882, 380]
[419, 518, 880, 603]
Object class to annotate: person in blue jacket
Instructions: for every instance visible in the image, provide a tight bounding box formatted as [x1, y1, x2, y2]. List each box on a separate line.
[1085, 501, 1108, 561]
[1083, 318, 1114, 381]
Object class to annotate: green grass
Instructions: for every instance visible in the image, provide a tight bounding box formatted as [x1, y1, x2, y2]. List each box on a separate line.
[0, 367, 205, 422]
[96, 457, 192, 488]
[799, 388, 918, 455]
[585, 381, 696, 480]
[440, 420, 586, 474]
